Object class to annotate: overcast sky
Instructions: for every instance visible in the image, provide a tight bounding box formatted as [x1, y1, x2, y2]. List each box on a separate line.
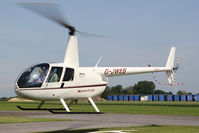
[0, 0, 199, 97]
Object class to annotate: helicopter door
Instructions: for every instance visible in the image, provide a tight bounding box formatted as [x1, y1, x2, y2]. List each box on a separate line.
[43, 67, 63, 88]
[61, 68, 74, 88]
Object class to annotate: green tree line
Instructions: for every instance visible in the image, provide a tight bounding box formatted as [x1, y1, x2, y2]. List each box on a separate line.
[101, 80, 193, 99]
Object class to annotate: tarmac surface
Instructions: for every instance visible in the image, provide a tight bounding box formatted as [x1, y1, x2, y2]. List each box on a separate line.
[0, 110, 199, 133]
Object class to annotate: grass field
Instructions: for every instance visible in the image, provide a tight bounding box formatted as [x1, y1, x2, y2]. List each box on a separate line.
[1, 101, 199, 132]
[1, 101, 199, 116]
[40, 125, 199, 133]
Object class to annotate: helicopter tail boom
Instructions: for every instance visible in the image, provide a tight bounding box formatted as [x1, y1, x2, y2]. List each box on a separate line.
[95, 47, 176, 85]
[96, 67, 171, 77]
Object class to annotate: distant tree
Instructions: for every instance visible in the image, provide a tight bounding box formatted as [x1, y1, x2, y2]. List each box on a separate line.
[154, 90, 166, 94]
[153, 90, 173, 95]
[168, 91, 173, 95]
[177, 90, 192, 95]
[177, 91, 184, 95]
[132, 81, 155, 94]
[122, 86, 133, 94]
[123, 87, 134, 94]
[0, 97, 9, 101]
[110, 85, 123, 95]
[101, 86, 111, 99]
[101, 85, 123, 99]
[100, 81, 175, 99]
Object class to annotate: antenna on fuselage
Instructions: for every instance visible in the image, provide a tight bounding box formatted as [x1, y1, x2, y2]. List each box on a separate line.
[95, 56, 102, 68]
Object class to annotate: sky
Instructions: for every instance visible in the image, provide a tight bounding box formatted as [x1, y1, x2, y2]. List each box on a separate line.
[0, 0, 199, 97]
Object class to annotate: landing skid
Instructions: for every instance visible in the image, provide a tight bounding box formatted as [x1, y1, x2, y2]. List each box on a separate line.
[48, 109, 104, 114]
[17, 98, 101, 114]
[17, 106, 104, 114]
[17, 106, 65, 111]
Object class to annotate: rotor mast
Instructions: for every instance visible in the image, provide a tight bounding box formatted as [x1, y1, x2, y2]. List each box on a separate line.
[63, 28, 79, 68]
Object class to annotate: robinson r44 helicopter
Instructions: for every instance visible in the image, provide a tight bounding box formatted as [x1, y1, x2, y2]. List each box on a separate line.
[14, 2, 180, 114]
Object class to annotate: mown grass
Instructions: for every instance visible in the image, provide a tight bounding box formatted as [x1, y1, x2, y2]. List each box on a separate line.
[1, 101, 199, 116]
[40, 125, 199, 133]
[0, 116, 71, 124]
[98, 101, 199, 116]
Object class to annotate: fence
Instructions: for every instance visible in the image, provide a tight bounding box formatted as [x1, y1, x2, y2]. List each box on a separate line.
[107, 95, 199, 102]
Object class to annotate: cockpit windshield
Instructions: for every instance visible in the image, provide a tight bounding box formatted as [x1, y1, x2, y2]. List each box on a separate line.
[17, 63, 49, 88]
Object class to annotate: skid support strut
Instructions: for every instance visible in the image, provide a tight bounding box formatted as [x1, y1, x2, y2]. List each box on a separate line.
[37, 101, 45, 109]
[60, 99, 70, 112]
[68, 99, 78, 107]
[88, 97, 100, 112]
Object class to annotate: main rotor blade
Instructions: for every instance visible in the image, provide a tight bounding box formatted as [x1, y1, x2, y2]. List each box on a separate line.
[16, 1, 103, 37]
[16, 1, 74, 30]
[77, 30, 105, 38]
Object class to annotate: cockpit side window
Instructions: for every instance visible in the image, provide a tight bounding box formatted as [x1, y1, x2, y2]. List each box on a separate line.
[63, 68, 74, 81]
[47, 67, 63, 83]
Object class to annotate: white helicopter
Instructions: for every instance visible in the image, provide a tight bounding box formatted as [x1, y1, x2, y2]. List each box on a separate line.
[14, 2, 179, 113]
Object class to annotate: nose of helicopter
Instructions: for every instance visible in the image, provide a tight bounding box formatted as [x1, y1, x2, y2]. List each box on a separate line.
[14, 84, 25, 98]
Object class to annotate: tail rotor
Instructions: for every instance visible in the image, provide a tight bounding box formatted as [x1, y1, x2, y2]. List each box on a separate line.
[150, 47, 185, 87]
[172, 53, 186, 84]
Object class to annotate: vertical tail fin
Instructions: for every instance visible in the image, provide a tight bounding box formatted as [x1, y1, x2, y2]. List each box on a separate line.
[165, 47, 176, 85]
[166, 47, 176, 68]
